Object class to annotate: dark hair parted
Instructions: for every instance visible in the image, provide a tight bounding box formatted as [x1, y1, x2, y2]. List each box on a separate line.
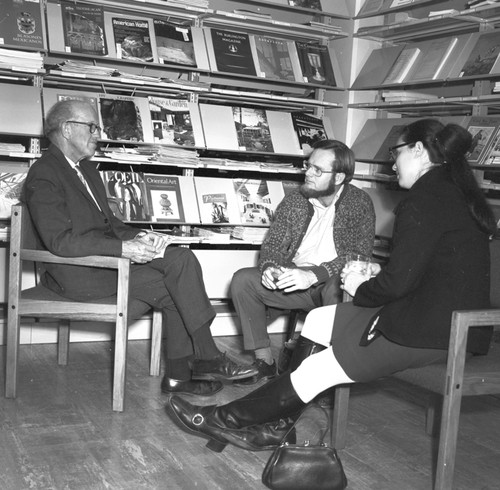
[401, 118, 497, 236]
[312, 139, 355, 183]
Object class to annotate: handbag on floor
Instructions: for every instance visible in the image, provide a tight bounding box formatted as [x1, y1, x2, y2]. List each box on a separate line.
[262, 404, 348, 490]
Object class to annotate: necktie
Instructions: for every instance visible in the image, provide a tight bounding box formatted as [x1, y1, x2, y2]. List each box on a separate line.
[75, 164, 101, 211]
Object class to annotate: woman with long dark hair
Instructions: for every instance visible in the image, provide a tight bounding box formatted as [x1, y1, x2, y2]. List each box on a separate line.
[166, 119, 497, 452]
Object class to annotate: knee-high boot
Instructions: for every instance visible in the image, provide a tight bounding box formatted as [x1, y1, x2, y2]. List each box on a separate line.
[166, 372, 305, 452]
[289, 336, 335, 409]
[288, 336, 326, 372]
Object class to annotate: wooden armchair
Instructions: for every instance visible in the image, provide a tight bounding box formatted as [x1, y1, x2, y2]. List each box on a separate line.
[332, 237, 500, 489]
[5, 204, 163, 412]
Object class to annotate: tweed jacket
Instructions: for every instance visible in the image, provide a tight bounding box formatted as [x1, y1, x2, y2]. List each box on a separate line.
[354, 167, 492, 354]
[23, 144, 139, 300]
[259, 184, 376, 285]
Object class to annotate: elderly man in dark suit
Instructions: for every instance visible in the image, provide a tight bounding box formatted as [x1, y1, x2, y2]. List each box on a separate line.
[23, 99, 257, 396]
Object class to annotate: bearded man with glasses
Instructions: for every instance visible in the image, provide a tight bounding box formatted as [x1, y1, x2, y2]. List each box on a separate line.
[230, 139, 376, 383]
[23, 100, 259, 400]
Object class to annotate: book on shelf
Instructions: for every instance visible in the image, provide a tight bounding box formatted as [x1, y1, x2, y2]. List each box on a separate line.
[233, 179, 285, 226]
[0, 46, 43, 70]
[153, 19, 196, 66]
[266, 110, 302, 155]
[61, 1, 107, 56]
[98, 94, 154, 143]
[407, 37, 459, 82]
[194, 176, 241, 225]
[104, 12, 157, 63]
[383, 46, 421, 84]
[0, 0, 44, 50]
[459, 31, 500, 77]
[357, 0, 431, 17]
[206, 28, 257, 76]
[192, 226, 232, 242]
[233, 107, 274, 153]
[231, 225, 268, 243]
[352, 45, 405, 89]
[372, 123, 409, 161]
[148, 96, 204, 147]
[295, 42, 336, 86]
[481, 129, 500, 165]
[352, 116, 471, 162]
[143, 174, 200, 223]
[291, 113, 329, 153]
[250, 34, 302, 82]
[0, 83, 43, 136]
[199, 104, 240, 151]
[100, 170, 148, 222]
[465, 116, 500, 164]
[42, 87, 100, 118]
[0, 164, 28, 218]
[381, 90, 439, 102]
[288, 0, 322, 9]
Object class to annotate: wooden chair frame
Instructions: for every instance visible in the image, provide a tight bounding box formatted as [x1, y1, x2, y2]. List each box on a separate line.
[5, 204, 162, 412]
[330, 238, 500, 490]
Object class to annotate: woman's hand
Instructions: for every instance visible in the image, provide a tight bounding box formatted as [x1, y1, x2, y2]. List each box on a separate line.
[340, 262, 380, 297]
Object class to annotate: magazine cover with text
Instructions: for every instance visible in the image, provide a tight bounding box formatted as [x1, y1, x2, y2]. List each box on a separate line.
[233, 107, 274, 152]
[143, 174, 186, 223]
[61, 1, 107, 56]
[149, 96, 196, 146]
[233, 178, 283, 226]
[153, 19, 196, 66]
[292, 112, 328, 152]
[110, 16, 154, 62]
[253, 35, 298, 81]
[296, 42, 336, 86]
[209, 28, 256, 76]
[0, 0, 44, 49]
[100, 170, 147, 222]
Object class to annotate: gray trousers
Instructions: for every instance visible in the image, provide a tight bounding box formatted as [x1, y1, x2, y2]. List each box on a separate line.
[230, 267, 341, 351]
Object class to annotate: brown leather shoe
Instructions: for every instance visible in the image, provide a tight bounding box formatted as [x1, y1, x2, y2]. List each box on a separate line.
[191, 353, 258, 382]
[161, 376, 223, 397]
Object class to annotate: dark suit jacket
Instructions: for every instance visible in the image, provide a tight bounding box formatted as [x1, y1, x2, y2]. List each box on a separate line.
[354, 167, 492, 354]
[23, 144, 139, 300]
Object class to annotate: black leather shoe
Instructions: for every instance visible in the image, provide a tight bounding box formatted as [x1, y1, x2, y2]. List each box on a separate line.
[161, 377, 223, 397]
[191, 353, 258, 383]
[166, 396, 229, 452]
[166, 396, 296, 453]
[235, 359, 277, 385]
[222, 417, 296, 451]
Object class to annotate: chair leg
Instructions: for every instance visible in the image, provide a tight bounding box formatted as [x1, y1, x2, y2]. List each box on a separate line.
[330, 384, 350, 449]
[57, 320, 70, 366]
[113, 315, 128, 412]
[150, 309, 162, 377]
[5, 312, 21, 398]
[434, 387, 463, 490]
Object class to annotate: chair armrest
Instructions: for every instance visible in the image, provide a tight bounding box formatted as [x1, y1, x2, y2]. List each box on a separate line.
[21, 249, 129, 270]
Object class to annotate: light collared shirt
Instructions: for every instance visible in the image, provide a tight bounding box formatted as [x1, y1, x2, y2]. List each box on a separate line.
[292, 185, 343, 267]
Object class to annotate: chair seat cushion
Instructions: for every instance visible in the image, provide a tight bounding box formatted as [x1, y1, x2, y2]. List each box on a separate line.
[393, 338, 500, 394]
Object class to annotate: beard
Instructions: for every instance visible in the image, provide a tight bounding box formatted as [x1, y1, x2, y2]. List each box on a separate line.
[300, 177, 337, 199]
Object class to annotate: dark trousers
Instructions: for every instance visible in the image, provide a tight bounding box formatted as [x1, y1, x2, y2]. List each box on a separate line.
[128, 247, 215, 360]
[230, 267, 341, 351]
